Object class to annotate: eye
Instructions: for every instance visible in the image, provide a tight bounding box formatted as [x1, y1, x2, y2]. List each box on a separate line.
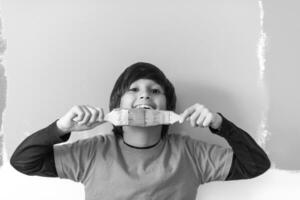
[151, 89, 161, 94]
[128, 87, 138, 92]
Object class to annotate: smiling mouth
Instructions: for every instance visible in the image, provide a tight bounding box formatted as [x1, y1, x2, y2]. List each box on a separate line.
[134, 104, 155, 109]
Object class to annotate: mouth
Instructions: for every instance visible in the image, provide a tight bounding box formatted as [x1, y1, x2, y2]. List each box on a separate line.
[134, 104, 155, 110]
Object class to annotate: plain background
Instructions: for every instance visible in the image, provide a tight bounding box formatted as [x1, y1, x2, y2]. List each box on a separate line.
[2, 0, 263, 160]
[1, 0, 300, 199]
[263, 0, 300, 170]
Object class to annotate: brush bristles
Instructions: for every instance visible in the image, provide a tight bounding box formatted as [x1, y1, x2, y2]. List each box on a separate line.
[105, 108, 181, 127]
[128, 109, 146, 126]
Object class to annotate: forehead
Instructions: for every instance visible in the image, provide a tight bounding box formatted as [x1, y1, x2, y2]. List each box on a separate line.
[129, 79, 163, 88]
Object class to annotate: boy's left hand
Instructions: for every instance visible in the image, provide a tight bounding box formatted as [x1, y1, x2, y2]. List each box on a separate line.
[179, 103, 222, 129]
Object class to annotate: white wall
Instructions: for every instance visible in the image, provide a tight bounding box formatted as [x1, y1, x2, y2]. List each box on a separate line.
[1, 0, 300, 199]
[2, 0, 263, 154]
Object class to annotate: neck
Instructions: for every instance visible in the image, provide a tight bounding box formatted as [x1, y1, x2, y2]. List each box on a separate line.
[122, 126, 162, 148]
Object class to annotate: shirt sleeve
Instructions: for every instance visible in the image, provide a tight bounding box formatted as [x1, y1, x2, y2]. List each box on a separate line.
[54, 135, 105, 183]
[190, 138, 233, 184]
[209, 113, 271, 180]
[10, 121, 71, 177]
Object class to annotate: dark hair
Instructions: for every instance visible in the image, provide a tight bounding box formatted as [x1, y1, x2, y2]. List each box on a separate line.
[109, 62, 176, 138]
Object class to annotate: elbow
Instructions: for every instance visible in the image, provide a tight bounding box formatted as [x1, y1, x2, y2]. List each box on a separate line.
[10, 157, 22, 174]
[10, 155, 26, 174]
[254, 156, 271, 177]
[246, 155, 271, 179]
[10, 153, 20, 171]
[10, 155, 37, 176]
[227, 154, 271, 180]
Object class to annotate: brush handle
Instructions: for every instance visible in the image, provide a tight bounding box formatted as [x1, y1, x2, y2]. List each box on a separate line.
[104, 108, 182, 127]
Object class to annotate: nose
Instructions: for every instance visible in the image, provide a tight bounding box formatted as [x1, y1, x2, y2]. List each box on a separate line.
[139, 90, 150, 100]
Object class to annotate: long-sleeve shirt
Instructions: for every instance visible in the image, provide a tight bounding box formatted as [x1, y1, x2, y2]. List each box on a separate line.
[10, 114, 270, 199]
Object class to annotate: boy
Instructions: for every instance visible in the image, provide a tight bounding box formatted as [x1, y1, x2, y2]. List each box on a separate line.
[11, 62, 270, 200]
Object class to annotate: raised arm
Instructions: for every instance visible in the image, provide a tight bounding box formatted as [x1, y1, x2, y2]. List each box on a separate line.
[10, 121, 70, 177]
[10, 105, 105, 177]
[210, 113, 271, 180]
[180, 103, 271, 180]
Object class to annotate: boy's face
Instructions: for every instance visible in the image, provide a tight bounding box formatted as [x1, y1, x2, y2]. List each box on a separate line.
[120, 79, 167, 110]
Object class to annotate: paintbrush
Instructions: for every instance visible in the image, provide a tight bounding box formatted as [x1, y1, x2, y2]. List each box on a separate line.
[104, 108, 182, 127]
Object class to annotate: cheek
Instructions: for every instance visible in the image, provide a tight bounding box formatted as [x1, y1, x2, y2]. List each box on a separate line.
[119, 94, 135, 108]
[157, 96, 167, 109]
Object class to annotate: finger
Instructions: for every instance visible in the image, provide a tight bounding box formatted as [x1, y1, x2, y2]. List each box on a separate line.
[78, 105, 91, 125]
[196, 109, 209, 127]
[190, 109, 202, 127]
[71, 106, 85, 122]
[98, 108, 105, 122]
[180, 106, 197, 123]
[87, 107, 106, 129]
[86, 106, 99, 126]
[203, 112, 213, 127]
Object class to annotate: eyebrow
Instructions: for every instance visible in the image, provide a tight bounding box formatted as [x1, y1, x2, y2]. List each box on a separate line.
[129, 83, 164, 91]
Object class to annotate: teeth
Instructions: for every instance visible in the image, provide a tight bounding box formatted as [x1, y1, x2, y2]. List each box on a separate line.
[135, 105, 153, 109]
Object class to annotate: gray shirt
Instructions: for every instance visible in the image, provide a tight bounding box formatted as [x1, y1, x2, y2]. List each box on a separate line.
[54, 134, 233, 200]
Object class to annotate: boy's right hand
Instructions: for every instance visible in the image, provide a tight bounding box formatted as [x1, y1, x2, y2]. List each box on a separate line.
[56, 105, 105, 135]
